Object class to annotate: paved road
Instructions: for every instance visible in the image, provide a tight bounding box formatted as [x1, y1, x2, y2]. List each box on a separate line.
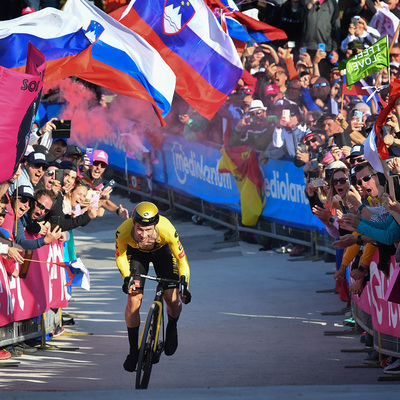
[0, 194, 398, 398]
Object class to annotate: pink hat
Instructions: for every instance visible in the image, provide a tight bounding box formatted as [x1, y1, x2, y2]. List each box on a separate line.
[264, 84, 280, 96]
[22, 7, 36, 15]
[93, 150, 109, 165]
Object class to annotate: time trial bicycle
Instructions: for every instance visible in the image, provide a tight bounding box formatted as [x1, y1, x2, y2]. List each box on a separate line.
[129, 273, 187, 389]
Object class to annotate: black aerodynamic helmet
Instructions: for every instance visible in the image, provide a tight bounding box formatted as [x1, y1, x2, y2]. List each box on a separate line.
[133, 201, 159, 226]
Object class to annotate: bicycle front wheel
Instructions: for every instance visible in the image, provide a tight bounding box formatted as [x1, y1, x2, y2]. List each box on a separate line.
[136, 303, 160, 389]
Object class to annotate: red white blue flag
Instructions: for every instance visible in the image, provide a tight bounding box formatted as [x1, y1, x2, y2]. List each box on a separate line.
[114, 0, 243, 120]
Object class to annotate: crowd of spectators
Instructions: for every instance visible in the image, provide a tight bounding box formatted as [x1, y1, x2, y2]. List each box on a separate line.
[0, 113, 129, 359]
[2, 0, 400, 373]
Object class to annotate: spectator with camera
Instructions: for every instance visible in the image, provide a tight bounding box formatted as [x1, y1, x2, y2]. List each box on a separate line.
[230, 100, 274, 152]
[263, 99, 307, 160]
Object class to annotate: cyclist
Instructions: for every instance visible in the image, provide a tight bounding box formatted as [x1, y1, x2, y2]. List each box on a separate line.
[115, 201, 191, 372]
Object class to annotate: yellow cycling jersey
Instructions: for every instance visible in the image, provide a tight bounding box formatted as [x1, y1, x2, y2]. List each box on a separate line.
[115, 216, 190, 286]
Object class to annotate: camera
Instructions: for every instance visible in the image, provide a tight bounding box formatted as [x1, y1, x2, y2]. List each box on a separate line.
[52, 119, 71, 138]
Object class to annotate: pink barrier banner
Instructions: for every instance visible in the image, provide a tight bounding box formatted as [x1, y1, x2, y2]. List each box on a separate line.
[352, 253, 400, 337]
[0, 238, 68, 327]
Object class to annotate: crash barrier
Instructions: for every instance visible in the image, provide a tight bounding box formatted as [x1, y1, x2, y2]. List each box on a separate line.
[101, 134, 334, 254]
[0, 241, 67, 347]
[351, 253, 400, 359]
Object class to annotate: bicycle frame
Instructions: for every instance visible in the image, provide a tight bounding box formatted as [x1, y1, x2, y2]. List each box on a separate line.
[135, 274, 185, 389]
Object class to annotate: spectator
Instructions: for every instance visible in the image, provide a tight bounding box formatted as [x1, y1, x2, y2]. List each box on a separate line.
[273, 65, 289, 95]
[8, 152, 48, 195]
[48, 138, 67, 162]
[230, 100, 274, 151]
[82, 150, 129, 219]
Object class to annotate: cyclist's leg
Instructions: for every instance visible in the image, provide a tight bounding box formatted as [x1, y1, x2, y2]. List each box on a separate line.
[152, 247, 181, 356]
[124, 248, 150, 372]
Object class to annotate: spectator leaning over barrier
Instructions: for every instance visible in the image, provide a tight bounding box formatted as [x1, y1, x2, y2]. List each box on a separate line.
[83, 150, 129, 219]
[8, 152, 48, 195]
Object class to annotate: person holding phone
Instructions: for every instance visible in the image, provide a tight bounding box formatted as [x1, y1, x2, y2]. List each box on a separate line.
[263, 99, 307, 160]
[82, 150, 130, 220]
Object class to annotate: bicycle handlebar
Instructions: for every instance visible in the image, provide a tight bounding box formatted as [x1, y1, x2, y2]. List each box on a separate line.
[129, 274, 187, 289]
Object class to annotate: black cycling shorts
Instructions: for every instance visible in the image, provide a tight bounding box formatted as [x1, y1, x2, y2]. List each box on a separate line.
[127, 244, 179, 290]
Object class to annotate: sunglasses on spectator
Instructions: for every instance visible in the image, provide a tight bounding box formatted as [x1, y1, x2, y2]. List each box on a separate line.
[306, 119, 315, 125]
[274, 70, 285, 76]
[32, 163, 48, 170]
[240, 87, 253, 94]
[356, 174, 376, 186]
[18, 196, 31, 204]
[349, 157, 365, 165]
[46, 170, 55, 177]
[305, 137, 318, 146]
[312, 82, 327, 88]
[93, 161, 107, 168]
[250, 110, 263, 117]
[332, 177, 347, 185]
[390, 53, 400, 59]
[35, 201, 50, 213]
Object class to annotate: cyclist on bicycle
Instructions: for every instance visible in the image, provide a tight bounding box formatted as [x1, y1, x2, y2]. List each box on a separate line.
[115, 201, 191, 372]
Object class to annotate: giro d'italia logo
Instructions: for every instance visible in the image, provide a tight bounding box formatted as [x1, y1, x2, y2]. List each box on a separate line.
[163, 0, 195, 35]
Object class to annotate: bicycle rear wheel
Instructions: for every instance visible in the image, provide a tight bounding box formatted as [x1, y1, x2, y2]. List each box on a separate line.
[135, 303, 160, 389]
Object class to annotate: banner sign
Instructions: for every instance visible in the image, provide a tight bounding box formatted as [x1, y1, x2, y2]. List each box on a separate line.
[0, 43, 45, 183]
[260, 159, 325, 231]
[0, 238, 68, 327]
[352, 254, 400, 337]
[162, 136, 240, 206]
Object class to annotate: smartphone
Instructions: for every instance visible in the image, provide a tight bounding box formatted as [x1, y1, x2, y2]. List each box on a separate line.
[311, 178, 325, 188]
[298, 142, 307, 152]
[310, 159, 318, 169]
[299, 47, 307, 55]
[354, 110, 363, 130]
[90, 191, 100, 206]
[287, 41, 295, 48]
[50, 215, 60, 231]
[351, 17, 359, 26]
[103, 179, 116, 190]
[72, 203, 82, 216]
[338, 201, 347, 214]
[282, 109, 290, 121]
[52, 119, 71, 139]
[54, 169, 64, 185]
[318, 43, 326, 53]
[86, 148, 93, 166]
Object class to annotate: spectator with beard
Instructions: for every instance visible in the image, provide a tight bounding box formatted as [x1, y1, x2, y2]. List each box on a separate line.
[230, 100, 274, 151]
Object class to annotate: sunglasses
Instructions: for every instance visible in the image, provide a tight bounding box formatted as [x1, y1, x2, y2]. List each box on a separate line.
[36, 201, 50, 213]
[93, 161, 107, 168]
[274, 71, 285, 76]
[18, 196, 31, 204]
[357, 173, 376, 186]
[332, 177, 347, 186]
[46, 170, 55, 177]
[306, 119, 315, 125]
[305, 138, 318, 146]
[240, 88, 253, 94]
[349, 157, 365, 165]
[390, 53, 400, 58]
[250, 110, 263, 117]
[312, 82, 327, 88]
[32, 163, 48, 171]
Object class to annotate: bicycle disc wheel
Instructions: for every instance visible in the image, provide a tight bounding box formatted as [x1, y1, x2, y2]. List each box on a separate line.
[136, 303, 159, 389]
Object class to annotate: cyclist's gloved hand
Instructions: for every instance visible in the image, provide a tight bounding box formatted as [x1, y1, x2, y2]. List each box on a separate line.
[182, 288, 192, 304]
[122, 277, 131, 294]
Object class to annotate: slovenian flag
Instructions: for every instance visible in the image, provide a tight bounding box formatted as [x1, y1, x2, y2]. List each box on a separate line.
[204, 0, 287, 42]
[63, 258, 90, 291]
[63, 0, 176, 125]
[0, 7, 92, 82]
[112, 0, 243, 121]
